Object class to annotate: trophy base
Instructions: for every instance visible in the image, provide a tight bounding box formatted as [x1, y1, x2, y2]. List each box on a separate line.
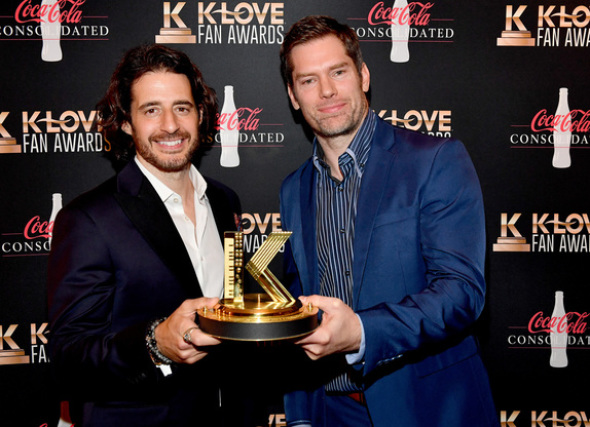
[197, 293, 319, 341]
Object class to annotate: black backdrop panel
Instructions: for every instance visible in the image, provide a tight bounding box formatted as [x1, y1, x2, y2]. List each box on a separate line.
[1, 1, 589, 425]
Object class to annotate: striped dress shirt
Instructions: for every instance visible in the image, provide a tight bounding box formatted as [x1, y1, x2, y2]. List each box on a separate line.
[313, 110, 376, 392]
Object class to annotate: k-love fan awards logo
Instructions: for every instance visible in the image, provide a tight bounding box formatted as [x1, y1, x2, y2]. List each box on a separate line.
[347, 1, 454, 63]
[214, 84, 285, 168]
[501, 410, 590, 427]
[1, 192, 62, 257]
[0, 0, 109, 62]
[240, 212, 283, 255]
[0, 322, 49, 365]
[154, 1, 285, 45]
[0, 108, 108, 154]
[497, 3, 590, 48]
[493, 212, 590, 253]
[508, 87, 590, 169]
[376, 107, 452, 137]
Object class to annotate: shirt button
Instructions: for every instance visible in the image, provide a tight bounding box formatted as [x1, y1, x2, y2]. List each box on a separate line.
[339, 228, 346, 234]
[345, 270, 351, 276]
[174, 198, 180, 203]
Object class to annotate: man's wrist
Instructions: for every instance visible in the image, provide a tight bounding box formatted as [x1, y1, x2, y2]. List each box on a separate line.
[345, 314, 366, 365]
[145, 317, 174, 366]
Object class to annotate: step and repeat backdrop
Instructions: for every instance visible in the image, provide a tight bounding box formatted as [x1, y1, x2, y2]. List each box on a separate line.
[1, 1, 589, 426]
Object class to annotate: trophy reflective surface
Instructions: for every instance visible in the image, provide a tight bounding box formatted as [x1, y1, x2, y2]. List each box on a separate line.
[197, 231, 319, 341]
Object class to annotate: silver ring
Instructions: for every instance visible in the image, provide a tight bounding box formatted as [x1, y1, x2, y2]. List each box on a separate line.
[183, 326, 199, 344]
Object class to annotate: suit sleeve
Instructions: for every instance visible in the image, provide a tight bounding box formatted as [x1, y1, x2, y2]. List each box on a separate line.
[357, 139, 486, 375]
[47, 204, 159, 397]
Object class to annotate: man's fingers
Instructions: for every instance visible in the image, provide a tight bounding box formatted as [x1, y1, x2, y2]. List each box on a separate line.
[182, 297, 219, 314]
[181, 324, 221, 347]
[299, 295, 345, 314]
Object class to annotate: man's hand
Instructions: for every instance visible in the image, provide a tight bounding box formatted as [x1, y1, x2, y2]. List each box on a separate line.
[296, 295, 362, 360]
[155, 297, 221, 364]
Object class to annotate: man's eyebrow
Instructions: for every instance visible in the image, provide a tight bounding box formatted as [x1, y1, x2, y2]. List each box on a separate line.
[293, 62, 351, 79]
[173, 99, 195, 106]
[137, 100, 194, 110]
[137, 101, 160, 110]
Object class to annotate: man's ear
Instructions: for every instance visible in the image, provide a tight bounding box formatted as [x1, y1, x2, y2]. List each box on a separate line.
[121, 121, 132, 136]
[361, 62, 371, 93]
[287, 85, 300, 111]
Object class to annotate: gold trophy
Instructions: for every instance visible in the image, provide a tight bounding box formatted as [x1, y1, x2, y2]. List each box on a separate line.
[197, 231, 319, 341]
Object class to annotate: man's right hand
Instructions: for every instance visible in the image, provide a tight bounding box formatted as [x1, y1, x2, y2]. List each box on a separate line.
[155, 298, 222, 364]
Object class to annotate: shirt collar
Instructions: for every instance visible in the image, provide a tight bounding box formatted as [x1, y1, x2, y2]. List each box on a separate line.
[312, 109, 376, 178]
[134, 156, 208, 203]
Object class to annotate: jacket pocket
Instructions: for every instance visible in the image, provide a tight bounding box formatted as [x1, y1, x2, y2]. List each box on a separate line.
[413, 335, 479, 378]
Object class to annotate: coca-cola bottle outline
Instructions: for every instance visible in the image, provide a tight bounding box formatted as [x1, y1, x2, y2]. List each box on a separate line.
[552, 87, 572, 169]
[390, 0, 410, 63]
[48, 192, 63, 246]
[41, 0, 63, 62]
[549, 290, 568, 368]
[219, 85, 240, 168]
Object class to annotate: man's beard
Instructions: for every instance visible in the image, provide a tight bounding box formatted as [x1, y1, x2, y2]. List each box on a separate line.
[311, 101, 367, 140]
[135, 131, 199, 172]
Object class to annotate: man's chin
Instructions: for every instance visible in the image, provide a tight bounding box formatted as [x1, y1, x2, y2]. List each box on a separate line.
[317, 124, 356, 139]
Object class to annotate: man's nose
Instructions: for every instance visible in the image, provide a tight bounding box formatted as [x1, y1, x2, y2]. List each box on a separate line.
[319, 75, 337, 98]
[161, 110, 180, 133]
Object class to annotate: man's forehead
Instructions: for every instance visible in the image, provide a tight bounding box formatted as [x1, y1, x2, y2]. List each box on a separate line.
[290, 36, 353, 74]
[130, 71, 194, 103]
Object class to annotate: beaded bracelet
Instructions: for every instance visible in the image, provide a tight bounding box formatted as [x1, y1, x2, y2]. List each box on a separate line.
[145, 317, 174, 366]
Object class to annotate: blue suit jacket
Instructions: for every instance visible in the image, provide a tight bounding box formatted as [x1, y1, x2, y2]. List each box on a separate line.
[280, 117, 499, 426]
[47, 160, 241, 427]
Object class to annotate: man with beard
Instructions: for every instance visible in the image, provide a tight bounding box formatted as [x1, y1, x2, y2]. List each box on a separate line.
[47, 44, 242, 426]
[278, 16, 499, 426]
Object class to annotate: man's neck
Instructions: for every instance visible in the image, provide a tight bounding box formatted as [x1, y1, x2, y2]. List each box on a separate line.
[316, 110, 369, 181]
[317, 136, 352, 182]
[136, 156, 193, 200]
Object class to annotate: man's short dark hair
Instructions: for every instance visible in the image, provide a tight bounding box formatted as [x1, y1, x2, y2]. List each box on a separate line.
[96, 44, 217, 163]
[280, 15, 364, 87]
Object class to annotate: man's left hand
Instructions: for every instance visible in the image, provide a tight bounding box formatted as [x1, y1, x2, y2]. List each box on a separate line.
[296, 295, 362, 360]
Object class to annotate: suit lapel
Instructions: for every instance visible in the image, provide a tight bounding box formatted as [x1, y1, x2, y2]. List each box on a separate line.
[114, 161, 203, 298]
[353, 119, 398, 309]
[299, 161, 319, 295]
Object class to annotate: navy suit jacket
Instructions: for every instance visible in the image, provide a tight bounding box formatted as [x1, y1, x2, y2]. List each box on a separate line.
[47, 160, 241, 427]
[280, 116, 499, 426]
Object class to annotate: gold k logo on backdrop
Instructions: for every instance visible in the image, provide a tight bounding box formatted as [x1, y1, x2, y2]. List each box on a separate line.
[494, 212, 590, 253]
[155, 2, 197, 43]
[0, 112, 20, 154]
[0, 325, 30, 366]
[498, 4, 590, 48]
[493, 213, 531, 252]
[155, 1, 286, 45]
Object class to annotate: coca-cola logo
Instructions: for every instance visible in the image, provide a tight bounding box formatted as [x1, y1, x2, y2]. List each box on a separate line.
[15, 0, 85, 24]
[528, 311, 590, 334]
[368, 1, 433, 26]
[23, 216, 54, 240]
[531, 109, 590, 133]
[216, 107, 262, 131]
